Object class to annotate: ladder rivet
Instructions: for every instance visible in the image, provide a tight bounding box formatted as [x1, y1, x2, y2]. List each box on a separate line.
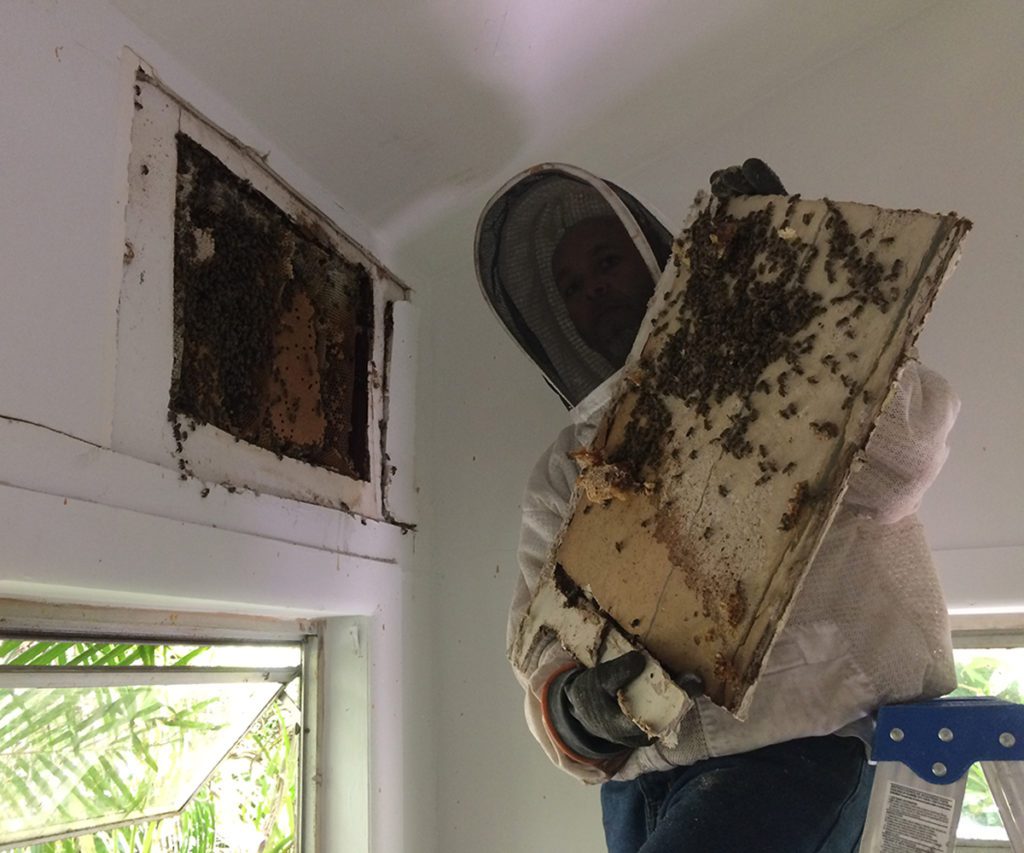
[938, 727, 954, 742]
[889, 728, 904, 742]
[932, 762, 947, 777]
[1000, 732, 1016, 748]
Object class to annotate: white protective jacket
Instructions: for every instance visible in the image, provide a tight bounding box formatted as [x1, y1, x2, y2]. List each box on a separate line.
[475, 163, 959, 784]
[509, 361, 959, 783]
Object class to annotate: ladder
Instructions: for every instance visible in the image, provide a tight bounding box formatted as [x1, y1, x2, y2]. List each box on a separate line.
[860, 697, 1024, 852]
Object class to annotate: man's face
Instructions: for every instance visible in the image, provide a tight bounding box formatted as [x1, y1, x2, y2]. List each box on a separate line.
[552, 216, 655, 367]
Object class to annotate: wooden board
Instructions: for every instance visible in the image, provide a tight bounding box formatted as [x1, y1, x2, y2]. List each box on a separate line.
[514, 194, 970, 729]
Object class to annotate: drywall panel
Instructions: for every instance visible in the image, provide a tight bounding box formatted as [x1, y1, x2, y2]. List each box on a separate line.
[0, 2, 384, 449]
[611, 4, 1024, 555]
[935, 546, 1024, 615]
[0, 5, 126, 445]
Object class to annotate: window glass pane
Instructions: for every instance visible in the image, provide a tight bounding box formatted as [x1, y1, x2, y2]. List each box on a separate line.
[0, 640, 300, 669]
[952, 646, 1024, 842]
[201, 678, 302, 850]
[0, 678, 281, 847]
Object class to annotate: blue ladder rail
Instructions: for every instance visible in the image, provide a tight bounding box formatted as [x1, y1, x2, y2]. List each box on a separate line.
[873, 697, 1024, 783]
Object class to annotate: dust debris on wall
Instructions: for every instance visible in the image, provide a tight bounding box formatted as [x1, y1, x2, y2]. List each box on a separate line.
[168, 134, 373, 481]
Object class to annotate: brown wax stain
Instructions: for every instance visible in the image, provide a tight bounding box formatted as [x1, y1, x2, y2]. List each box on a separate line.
[266, 289, 326, 447]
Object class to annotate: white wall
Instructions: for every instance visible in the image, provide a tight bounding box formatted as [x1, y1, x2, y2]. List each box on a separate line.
[404, 2, 1024, 851]
[0, 3, 427, 851]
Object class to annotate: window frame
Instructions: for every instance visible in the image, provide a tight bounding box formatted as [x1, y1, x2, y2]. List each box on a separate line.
[949, 612, 1024, 852]
[0, 598, 350, 853]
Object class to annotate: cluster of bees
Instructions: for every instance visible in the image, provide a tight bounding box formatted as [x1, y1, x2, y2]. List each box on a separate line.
[609, 202, 831, 495]
[601, 196, 912, 539]
[608, 383, 672, 486]
[822, 199, 904, 311]
[168, 133, 372, 483]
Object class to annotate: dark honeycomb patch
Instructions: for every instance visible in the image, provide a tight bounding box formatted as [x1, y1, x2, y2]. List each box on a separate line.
[611, 202, 829, 479]
[170, 134, 372, 480]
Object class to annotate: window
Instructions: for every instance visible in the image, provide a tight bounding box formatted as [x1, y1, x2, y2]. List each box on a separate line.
[0, 613, 320, 852]
[952, 629, 1024, 850]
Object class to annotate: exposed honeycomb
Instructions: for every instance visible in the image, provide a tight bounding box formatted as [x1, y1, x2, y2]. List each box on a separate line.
[170, 134, 372, 480]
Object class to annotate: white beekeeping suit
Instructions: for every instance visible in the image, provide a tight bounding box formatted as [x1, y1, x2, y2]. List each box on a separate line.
[475, 163, 959, 783]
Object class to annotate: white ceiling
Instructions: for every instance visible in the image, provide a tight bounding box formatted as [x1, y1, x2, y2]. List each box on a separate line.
[110, 0, 939, 249]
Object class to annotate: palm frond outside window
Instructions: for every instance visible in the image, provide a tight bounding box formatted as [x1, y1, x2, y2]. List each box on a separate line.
[0, 639, 302, 852]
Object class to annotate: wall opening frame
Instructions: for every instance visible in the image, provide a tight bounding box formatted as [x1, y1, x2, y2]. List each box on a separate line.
[112, 55, 413, 520]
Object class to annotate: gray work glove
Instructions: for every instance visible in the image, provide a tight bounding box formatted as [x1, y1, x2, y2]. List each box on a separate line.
[565, 652, 653, 748]
[710, 158, 787, 200]
[546, 651, 654, 763]
[547, 652, 706, 762]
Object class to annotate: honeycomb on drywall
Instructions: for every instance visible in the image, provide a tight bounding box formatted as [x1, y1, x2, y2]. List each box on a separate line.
[170, 133, 372, 480]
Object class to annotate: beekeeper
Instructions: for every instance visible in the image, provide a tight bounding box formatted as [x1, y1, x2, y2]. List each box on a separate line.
[474, 161, 960, 852]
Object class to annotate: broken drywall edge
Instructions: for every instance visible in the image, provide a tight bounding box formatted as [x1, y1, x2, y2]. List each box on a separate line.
[511, 568, 608, 669]
[603, 629, 693, 744]
[511, 567, 691, 744]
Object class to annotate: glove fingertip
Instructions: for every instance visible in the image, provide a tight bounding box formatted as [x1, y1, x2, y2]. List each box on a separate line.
[600, 651, 647, 692]
[741, 158, 786, 195]
[710, 166, 753, 200]
[676, 672, 704, 699]
[625, 649, 647, 672]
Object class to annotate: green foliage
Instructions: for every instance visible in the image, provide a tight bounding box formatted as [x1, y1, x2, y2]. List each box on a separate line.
[0, 641, 192, 669]
[951, 653, 1024, 703]
[1, 639, 299, 853]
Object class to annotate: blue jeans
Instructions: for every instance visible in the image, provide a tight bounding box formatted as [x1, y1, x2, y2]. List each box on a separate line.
[600, 735, 875, 853]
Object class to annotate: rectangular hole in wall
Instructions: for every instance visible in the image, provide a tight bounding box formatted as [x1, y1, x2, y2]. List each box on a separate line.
[169, 133, 372, 481]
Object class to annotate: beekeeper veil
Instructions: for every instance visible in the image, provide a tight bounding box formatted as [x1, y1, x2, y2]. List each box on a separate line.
[475, 164, 673, 408]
